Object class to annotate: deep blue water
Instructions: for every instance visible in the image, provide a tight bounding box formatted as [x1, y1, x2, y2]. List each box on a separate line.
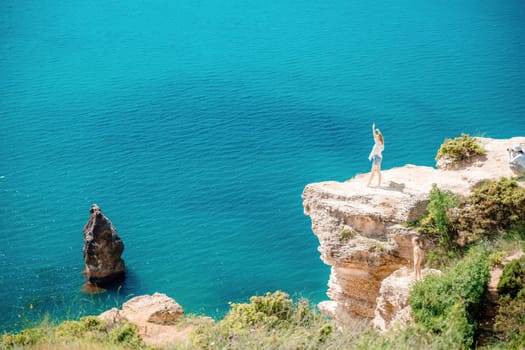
[1, 0, 524, 332]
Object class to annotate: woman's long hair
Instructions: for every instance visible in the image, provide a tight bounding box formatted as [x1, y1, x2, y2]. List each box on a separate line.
[376, 130, 384, 145]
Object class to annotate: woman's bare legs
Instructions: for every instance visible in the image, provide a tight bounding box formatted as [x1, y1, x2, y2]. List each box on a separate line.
[367, 164, 381, 187]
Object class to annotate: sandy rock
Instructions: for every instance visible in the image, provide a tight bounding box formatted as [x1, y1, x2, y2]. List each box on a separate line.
[98, 307, 122, 325]
[122, 292, 184, 325]
[303, 137, 525, 323]
[98, 293, 194, 347]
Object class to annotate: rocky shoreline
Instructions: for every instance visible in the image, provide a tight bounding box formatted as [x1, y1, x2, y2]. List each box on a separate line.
[91, 136, 524, 344]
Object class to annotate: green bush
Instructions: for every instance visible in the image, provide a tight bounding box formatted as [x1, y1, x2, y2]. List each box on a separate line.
[409, 248, 490, 348]
[418, 184, 458, 249]
[54, 316, 108, 342]
[494, 289, 525, 349]
[108, 321, 142, 348]
[222, 290, 294, 330]
[488, 251, 506, 267]
[436, 133, 485, 163]
[452, 178, 525, 241]
[0, 316, 144, 350]
[497, 257, 525, 298]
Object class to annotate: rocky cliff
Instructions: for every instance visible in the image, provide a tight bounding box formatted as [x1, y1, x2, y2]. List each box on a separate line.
[83, 204, 125, 290]
[302, 137, 525, 324]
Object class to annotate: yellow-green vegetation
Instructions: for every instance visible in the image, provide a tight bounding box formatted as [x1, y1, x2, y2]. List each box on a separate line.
[1, 316, 146, 350]
[435, 133, 486, 163]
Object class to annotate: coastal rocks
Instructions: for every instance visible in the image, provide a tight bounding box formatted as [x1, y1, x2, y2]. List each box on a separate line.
[99, 293, 184, 326]
[99, 293, 199, 347]
[122, 292, 185, 325]
[82, 204, 125, 290]
[302, 137, 525, 325]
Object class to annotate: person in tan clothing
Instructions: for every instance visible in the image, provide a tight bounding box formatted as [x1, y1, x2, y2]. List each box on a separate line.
[412, 236, 423, 281]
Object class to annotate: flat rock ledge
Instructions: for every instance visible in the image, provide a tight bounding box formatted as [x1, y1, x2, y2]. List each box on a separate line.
[99, 292, 184, 325]
[99, 292, 205, 347]
[302, 137, 525, 327]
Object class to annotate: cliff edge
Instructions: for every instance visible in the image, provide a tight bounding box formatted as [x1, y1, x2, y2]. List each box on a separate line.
[302, 137, 525, 324]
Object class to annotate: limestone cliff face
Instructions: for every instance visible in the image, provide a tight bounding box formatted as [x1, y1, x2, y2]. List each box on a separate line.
[83, 204, 125, 289]
[303, 137, 525, 323]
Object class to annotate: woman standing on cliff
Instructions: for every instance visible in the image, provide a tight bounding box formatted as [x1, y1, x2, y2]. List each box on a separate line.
[367, 123, 384, 187]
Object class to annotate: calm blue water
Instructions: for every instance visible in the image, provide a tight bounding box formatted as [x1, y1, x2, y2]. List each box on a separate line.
[1, 0, 524, 331]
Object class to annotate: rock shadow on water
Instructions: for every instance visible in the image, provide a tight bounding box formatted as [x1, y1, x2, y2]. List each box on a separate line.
[82, 272, 126, 295]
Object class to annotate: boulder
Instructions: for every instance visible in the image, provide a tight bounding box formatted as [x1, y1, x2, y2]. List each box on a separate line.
[83, 204, 125, 289]
[122, 292, 184, 325]
[99, 293, 200, 347]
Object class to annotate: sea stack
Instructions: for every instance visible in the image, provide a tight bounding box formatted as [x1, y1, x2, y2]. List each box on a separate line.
[82, 204, 125, 291]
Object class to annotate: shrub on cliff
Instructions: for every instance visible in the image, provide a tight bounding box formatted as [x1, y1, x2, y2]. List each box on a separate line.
[417, 184, 460, 267]
[435, 133, 485, 165]
[418, 184, 458, 248]
[452, 178, 525, 242]
[409, 248, 490, 348]
[191, 291, 330, 349]
[494, 288, 525, 349]
[497, 256, 525, 298]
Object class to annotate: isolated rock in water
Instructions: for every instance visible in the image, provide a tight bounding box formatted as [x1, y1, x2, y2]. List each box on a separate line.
[83, 204, 125, 288]
[121, 292, 184, 325]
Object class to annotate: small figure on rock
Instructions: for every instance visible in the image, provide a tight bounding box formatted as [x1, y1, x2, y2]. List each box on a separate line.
[367, 122, 385, 187]
[83, 204, 125, 292]
[507, 144, 525, 175]
[412, 236, 423, 281]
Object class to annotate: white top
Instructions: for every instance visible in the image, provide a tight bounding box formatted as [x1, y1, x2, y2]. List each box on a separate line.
[368, 134, 384, 160]
[509, 153, 525, 169]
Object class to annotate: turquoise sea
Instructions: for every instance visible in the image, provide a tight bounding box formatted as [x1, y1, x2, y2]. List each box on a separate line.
[1, 0, 524, 331]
